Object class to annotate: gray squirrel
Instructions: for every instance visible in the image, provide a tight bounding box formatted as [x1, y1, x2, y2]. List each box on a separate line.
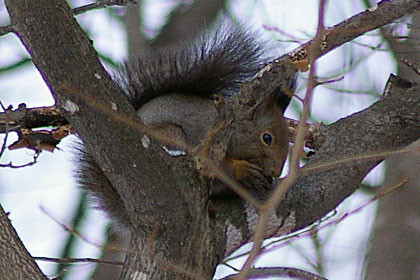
[76, 26, 295, 227]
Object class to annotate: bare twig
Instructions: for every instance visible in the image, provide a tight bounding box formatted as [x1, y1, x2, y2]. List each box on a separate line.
[39, 206, 121, 251]
[72, 0, 136, 15]
[33, 256, 123, 266]
[223, 177, 408, 264]
[299, 147, 411, 177]
[237, 0, 327, 280]
[40, 206, 203, 278]
[315, 76, 345, 86]
[236, 1, 330, 279]
[0, 1, 133, 37]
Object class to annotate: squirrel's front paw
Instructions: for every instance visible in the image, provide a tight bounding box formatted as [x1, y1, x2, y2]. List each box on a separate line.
[231, 159, 262, 181]
[231, 159, 273, 192]
[210, 158, 274, 199]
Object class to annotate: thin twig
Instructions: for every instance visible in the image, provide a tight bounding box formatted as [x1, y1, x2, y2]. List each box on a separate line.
[222, 177, 408, 264]
[40, 206, 204, 278]
[299, 147, 410, 177]
[73, 0, 136, 15]
[33, 256, 123, 266]
[0, 1, 133, 35]
[235, 1, 330, 279]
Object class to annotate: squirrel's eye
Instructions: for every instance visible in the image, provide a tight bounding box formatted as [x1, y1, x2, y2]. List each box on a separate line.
[262, 133, 273, 146]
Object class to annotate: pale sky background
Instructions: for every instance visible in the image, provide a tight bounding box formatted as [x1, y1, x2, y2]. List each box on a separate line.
[0, 0, 396, 279]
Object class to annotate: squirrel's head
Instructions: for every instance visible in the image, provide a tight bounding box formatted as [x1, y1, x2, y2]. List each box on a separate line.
[228, 100, 289, 178]
[256, 111, 289, 178]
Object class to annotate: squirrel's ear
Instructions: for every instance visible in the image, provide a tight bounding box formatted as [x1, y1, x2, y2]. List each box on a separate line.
[275, 74, 297, 113]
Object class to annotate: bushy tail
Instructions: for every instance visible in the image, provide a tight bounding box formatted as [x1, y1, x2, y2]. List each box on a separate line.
[118, 26, 268, 110]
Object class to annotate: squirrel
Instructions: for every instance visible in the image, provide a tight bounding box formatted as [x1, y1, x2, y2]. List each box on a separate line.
[75, 26, 295, 227]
